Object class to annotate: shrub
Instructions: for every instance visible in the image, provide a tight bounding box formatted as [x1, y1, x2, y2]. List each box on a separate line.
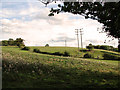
[18, 43, 25, 48]
[33, 49, 41, 53]
[113, 48, 118, 52]
[100, 45, 109, 50]
[21, 47, 30, 51]
[103, 53, 120, 60]
[86, 44, 94, 51]
[18, 44, 25, 48]
[41, 52, 49, 54]
[94, 45, 100, 49]
[118, 44, 120, 52]
[84, 53, 94, 58]
[45, 44, 49, 47]
[53, 52, 63, 56]
[63, 51, 70, 56]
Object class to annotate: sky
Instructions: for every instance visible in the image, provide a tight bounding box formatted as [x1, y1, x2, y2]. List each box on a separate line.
[0, 0, 119, 47]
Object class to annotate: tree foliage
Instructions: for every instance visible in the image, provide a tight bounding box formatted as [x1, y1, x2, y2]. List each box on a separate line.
[84, 53, 94, 58]
[21, 47, 30, 51]
[15, 38, 25, 47]
[0, 38, 25, 48]
[92, 44, 118, 52]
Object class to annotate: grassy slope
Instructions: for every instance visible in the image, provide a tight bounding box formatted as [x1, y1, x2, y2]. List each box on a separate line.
[2, 46, 120, 88]
[30, 46, 120, 59]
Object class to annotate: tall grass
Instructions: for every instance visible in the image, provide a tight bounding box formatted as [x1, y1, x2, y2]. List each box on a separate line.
[2, 46, 120, 88]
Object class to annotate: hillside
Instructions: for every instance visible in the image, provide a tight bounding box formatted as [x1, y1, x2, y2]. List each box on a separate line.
[30, 46, 120, 59]
[2, 46, 120, 88]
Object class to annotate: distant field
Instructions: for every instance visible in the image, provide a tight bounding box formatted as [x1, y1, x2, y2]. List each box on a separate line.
[30, 46, 120, 59]
[2, 46, 120, 88]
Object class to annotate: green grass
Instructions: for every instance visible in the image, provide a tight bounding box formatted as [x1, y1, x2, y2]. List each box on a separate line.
[30, 46, 120, 59]
[31, 46, 80, 57]
[2, 46, 120, 88]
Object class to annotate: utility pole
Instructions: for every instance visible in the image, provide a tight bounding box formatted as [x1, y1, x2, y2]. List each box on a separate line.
[65, 40, 67, 47]
[75, 29, 80, 51]
[80, 28, 83, 49]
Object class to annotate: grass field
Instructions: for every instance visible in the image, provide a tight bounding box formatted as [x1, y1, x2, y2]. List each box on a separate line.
[2, 46, 120, 88]
[30, 46, 119, 59]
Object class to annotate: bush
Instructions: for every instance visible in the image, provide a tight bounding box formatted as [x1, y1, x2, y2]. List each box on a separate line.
[113, 48, 118, 52]
[103, 53, 120, 60]
[118, 44, 120, 52]
[53, 52, 63, 56]
[41, 52, 49, 54]
[63, 51, 70, 56]
[17, 43, 25, 48]
[86, 44, 94, 51]
[94, 45, 100, 49]
[21, 47, 30, 51]
[84, 53, 94, 58]
[45, 44, 49, 47]
[33, 49, 41, 53]
[18, 44, 25, 48]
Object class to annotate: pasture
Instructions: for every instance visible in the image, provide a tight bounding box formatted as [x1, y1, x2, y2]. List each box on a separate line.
[2, 46, 120, 88]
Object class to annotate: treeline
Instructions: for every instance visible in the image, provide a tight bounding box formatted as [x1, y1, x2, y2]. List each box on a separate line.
[86, 44, 118, 52]
[0, 38, 25, 48]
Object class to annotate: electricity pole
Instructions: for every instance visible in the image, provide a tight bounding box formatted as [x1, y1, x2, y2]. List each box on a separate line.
[75, 29, 80, 51]
[65, 40, 67, 47]
[80, 28, 83, 49]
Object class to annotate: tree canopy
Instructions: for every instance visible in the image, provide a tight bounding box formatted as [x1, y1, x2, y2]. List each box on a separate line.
[1, 38, 25, 48]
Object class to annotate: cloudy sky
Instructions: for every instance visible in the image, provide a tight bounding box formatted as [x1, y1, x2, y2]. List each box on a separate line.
[0, 0, 118, 47]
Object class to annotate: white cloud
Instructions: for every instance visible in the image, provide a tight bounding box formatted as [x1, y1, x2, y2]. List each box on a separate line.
[0, 9, 16, 18]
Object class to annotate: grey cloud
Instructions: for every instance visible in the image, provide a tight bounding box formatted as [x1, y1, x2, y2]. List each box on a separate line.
[85, 39, 103, 44]
[49, 36, 76, 43]
[58, 33, 67, 36]
[32, 13, 64, 25]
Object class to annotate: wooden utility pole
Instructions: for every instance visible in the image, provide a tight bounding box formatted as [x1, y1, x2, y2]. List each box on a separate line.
[80, 28, 83, 49]
[75, 29, 80, 51]
[65, 40, 67, 47]
[75, 28, 83, 50]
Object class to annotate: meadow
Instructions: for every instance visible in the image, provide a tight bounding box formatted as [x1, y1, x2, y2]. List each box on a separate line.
[2, 46, 120, 88]
[30, 46, 119, 59]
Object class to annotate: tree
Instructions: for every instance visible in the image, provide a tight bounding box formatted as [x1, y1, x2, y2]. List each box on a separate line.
[47, 1, 120, 52]
[45, 44, 49, 47]
[8, 38, 14, 46]
[86, 43, 94, 51]
[0, 41, 2, 46]
[2, 40, 8, 46]
[15, 38, 25, 47]
[1, 38, 25, 47]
